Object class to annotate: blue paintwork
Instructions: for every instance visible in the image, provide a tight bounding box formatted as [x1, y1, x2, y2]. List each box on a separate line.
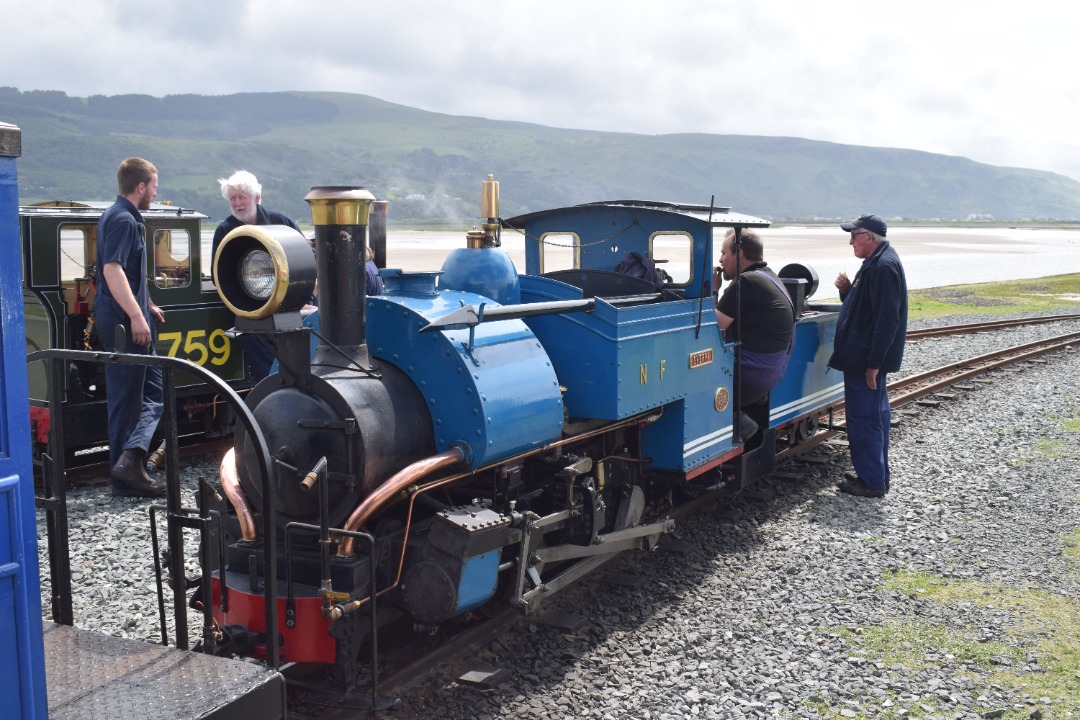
[514, 202, 768, 300]
[519, 273, 737, 473]
[365, 271, 564, 467]
[503, 200, 841, 475]
[453, 549, 501, 615]
[293, 200, 839, 481]
[0, 124, 47, 718]
[769, 311, 845, 426]
[440, 246, 521, 304]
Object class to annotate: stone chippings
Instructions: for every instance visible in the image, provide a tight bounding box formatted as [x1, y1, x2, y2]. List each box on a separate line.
[37, 311, 1080, 719]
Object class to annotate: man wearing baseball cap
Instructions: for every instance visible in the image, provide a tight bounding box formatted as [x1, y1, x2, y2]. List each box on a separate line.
[828, 214, 908, 498]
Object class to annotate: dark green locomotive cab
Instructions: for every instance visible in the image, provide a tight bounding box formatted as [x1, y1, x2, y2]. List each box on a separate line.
[21, 201, 250, 457]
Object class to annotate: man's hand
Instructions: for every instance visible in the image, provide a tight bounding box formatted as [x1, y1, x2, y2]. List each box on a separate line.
[865, 367, 879, 390]
[835, 271, 851, 293]
[130, 313, 152, 347]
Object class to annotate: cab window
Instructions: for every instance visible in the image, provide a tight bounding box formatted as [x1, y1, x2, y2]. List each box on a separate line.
[59, 224, 96, 315]
[539, 232, 580, 274]
[59, 224, 93, 284]
[154, 228, 192, 289]
[650, 231, 693, 285]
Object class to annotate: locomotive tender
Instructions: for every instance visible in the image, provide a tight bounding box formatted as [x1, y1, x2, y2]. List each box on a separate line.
[206, 177, 844, 692]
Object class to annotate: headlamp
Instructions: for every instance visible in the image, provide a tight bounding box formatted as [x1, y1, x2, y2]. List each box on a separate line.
[238, 249, 276, 300]
[214, 224, 316, 319]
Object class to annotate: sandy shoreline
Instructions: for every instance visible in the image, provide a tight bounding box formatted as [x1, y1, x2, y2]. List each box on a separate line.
[376, 226, 1080, 300]
[201, 225, 1080, 300]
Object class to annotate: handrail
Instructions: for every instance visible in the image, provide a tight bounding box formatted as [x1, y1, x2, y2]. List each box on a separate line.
[26, 347, 282, 668]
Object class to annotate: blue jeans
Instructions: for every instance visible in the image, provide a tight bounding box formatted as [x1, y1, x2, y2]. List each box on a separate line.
[843, 371, 890, 491]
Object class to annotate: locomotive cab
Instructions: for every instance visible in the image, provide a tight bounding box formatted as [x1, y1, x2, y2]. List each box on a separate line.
[21, 201, 245, 459]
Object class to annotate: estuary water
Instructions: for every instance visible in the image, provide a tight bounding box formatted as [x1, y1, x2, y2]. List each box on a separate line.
[203, 224, 1080, 301]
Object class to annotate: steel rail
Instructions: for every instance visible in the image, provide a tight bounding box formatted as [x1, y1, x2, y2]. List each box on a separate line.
[779, 330, 1080, 461]
[906, 313, 1080, 340]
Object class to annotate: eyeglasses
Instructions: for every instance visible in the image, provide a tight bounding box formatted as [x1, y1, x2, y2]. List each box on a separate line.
[850, 230, 871, 240]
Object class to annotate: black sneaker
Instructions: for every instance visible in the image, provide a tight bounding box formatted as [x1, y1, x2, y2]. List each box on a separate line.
[843, 470, 859, 484]
[112, 448, 166, 498]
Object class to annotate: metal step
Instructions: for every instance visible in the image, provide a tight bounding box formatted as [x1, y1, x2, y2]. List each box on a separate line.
[43, 623, 284, 720]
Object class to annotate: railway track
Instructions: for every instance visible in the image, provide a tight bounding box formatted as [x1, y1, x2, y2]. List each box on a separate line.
[42, 437, 234, 486]
[37, 315, 1080, 718]
[889, 330, 1080, 405]
[298, 327, 1080, 718]
[780, 328, 1080, 461]
[904, 312, 1080, 339]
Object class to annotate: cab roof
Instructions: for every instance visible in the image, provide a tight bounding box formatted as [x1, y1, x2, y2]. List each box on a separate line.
[503, 199, 770, 229]
[19, 200, 207, 221]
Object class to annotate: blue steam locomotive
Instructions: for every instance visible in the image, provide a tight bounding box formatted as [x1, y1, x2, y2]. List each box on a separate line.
[205, 177, 843, 694]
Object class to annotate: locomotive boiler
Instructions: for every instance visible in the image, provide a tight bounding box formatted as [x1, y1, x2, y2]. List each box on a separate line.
[206, 177, 843, 694]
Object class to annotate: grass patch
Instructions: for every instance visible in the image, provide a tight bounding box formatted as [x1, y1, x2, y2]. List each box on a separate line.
[908, 273, 1080, 321]
[1053, 402, 1080, 433]
[1063, 529, 1080, 574]
[1011, 407, 1080, 467]
[826, 570, 1080, 719]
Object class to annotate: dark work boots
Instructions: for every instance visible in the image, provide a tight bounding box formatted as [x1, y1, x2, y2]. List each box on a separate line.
[736, 410, 759, 440]
[112, 448, 166, 498]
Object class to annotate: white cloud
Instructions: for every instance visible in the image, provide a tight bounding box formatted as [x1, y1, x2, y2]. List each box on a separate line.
[4, 0, 1079, 179]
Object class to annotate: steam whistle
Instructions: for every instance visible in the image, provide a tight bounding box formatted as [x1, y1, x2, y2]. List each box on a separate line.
[443, 174, 520, 304]
[481, 174, 500, 247]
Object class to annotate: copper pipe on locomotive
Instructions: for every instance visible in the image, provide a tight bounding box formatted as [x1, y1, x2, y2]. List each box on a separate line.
[328, 409, 666, 625]
[335, 407, 664, 559]
[335, 447, 466, 558]
[220, 448, 257, 541]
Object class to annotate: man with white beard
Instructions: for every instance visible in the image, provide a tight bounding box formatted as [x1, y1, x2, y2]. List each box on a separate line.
[211, 170, 302, 379]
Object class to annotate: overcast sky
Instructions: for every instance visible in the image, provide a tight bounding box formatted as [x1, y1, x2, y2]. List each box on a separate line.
[5, 0, 1079, 181]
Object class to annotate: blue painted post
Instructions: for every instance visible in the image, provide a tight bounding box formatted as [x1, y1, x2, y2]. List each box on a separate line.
[0, 121, 48, 718]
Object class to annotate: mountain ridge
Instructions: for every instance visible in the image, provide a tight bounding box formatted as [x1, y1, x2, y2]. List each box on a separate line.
[2, 87, 1078, 224]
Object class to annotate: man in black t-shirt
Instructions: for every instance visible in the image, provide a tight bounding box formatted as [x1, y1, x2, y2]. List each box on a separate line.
[713, 229, 795, 438]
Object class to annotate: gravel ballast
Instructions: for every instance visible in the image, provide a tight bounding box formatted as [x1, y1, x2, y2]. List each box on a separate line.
[38, 312, 1080, 719]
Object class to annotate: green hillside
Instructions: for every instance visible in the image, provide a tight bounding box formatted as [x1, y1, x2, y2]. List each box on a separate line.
[2, 87, 1079, 225]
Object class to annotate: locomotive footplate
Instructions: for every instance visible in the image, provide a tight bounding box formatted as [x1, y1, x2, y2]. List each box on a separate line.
[43, 622, 285, 719]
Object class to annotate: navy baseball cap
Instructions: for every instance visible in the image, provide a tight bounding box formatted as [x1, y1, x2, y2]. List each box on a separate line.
[840, 214, 887, 237]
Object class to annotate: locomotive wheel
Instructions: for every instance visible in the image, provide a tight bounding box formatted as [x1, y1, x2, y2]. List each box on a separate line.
[792, 414, 820, 443]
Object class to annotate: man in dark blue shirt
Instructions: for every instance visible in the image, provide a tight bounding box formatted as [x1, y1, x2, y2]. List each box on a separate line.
[829, 214, 908, 498]
[212, 170, 303, 380]
[96, 157, 166, 497]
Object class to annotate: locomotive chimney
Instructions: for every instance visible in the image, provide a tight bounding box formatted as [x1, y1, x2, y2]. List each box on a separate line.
[304, 186, 376, 355]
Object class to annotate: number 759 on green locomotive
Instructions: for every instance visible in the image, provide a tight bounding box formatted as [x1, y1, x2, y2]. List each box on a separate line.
[21, 200, 251, 459]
